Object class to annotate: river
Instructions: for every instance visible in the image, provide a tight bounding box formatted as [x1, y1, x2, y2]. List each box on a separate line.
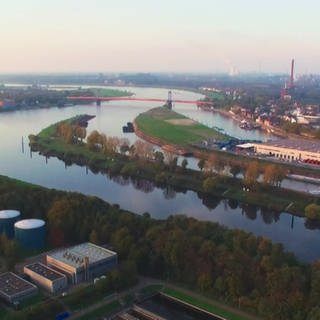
[0, 86, 319, 262]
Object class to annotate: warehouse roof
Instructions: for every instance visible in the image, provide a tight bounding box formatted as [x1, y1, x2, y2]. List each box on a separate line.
[48, 242, 117, 268]
[255, 139, 320, 153]
[0, 272, 37, 298]
[24, 263, 66, 281]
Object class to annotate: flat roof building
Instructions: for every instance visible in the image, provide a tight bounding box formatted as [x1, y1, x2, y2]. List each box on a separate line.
[252, 139, 320, 163]
[46, 242, 117, 284]
[24, 263, 67, 294]
[0, 272, 38, 304]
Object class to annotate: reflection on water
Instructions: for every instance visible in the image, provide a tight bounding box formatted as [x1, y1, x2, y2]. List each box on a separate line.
[0, 87, 319, 262]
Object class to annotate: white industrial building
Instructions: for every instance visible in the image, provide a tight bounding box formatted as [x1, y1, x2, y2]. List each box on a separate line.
[24, 262, 67, 294]
[46, 242, 117, 284]
[252, 139, 320, 163]
[0, 272, 38, 304]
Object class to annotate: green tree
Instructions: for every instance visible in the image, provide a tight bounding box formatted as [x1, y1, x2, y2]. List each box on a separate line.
[230, 164, 242, 178]
[198, 159, 205, 171]
[305, 203, 320, 220]
[181, 159, 188, 170]
[263, 164, 285, 187]
[244, 161, 259, 188]
[203, 177, 216, 192]
[89, 229, 99, 244]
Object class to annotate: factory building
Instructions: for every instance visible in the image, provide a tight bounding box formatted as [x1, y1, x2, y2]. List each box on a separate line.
[252, 139, 320, 163]
[14, 219, 46, 249]
[0, 272, 38, 304]
[0, 210, 21, 238]
[46, 242, 117, 284]
[24, 263, 67, 294]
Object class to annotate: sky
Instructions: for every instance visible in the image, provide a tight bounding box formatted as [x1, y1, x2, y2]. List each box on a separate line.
[0, 0, 319, 74]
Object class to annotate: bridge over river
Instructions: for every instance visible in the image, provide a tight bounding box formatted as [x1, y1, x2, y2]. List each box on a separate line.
[67, 93, 213, 107]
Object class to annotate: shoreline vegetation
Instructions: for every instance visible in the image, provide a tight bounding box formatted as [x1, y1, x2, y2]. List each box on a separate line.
[134, 107, 320, 179]
[28, 112, 319, 218]
[0, 86, 133, 112]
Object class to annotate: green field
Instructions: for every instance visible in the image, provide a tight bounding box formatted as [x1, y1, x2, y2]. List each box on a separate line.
[135, 107, 229, 146]
[161, 287, 252, 320]
[90, 87, 133, 97]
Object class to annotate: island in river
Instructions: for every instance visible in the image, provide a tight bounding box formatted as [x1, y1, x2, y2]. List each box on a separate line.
[28, 112, 319, 217]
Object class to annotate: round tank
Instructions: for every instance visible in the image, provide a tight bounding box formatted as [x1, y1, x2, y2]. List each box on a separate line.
[0, 210, 21, 238]
[14, 219, 46, 249]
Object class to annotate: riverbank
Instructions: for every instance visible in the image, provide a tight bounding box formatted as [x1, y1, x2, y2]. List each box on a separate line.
[134, 107, 320, 180]
[0, 86, 132, 113]
[28, 115, 319, 217]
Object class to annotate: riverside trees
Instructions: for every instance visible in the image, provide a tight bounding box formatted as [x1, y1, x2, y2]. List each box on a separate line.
[0, 174, 318, 320]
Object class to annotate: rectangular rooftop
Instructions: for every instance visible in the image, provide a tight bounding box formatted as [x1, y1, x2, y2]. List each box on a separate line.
[0, 272, 37, 298]
[260, 139, 320, 153]
[24, 263, 66, 281]
[48, 242, 117, 268]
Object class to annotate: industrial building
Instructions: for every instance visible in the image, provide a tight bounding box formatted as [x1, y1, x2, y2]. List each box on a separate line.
[252, 139, 320, 163]
[46, 242, 117, 284]
[14, 219, 46, 249]
[24, 262, 67, 294]
[0, 272, 38, 304]
[0, 210, 21, 238]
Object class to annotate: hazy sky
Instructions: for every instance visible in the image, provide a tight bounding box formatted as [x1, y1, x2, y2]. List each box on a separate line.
[0, 0, 319, 73]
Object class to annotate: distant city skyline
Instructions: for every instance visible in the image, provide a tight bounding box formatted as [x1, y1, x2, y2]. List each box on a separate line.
[1, 0, 319, 74]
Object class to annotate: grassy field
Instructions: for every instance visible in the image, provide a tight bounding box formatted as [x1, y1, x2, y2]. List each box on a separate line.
[140, 284, 164, 297]
[135, 107, 229, 146]
[90, 87, 133, 97]
[161, 287, 252, 320]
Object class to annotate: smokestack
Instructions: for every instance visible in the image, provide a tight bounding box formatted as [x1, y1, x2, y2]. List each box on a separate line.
[290, 58, 294, 88]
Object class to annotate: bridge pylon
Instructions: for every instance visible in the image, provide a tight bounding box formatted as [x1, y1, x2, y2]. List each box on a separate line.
[166, 90, 173, 109]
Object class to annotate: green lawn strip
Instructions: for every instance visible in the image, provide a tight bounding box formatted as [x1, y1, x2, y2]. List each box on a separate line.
[0, 174, 39, 189]
[140, 284, 163, 297]
[135, 107, 228, 146]
[161, 287, 248, 320]
[0, 308, 8, 318]
[75, 300, 121, 320]
[90, 87, 133, 97]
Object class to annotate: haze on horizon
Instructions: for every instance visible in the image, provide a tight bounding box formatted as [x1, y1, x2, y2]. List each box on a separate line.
[1, 0, 319, 74]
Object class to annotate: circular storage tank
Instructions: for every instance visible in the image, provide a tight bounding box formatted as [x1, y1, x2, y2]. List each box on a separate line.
[14, 219, 46, 249]
[0, 210, 21, 238]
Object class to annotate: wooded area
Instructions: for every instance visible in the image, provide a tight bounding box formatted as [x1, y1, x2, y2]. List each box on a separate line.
[0, 175, 320, 319]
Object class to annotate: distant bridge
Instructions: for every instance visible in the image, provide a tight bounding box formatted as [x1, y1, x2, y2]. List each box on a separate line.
[66, 96, 213, 106]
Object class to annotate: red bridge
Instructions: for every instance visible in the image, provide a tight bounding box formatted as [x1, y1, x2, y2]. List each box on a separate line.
[67, 96, 212, 106]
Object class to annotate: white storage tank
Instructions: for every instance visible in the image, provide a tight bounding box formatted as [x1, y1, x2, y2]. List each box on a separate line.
[0, 210, 21, 238]
[14, 219, 46, 249]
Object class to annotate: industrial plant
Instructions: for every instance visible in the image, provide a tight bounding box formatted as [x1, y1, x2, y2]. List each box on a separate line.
[0, 210, 21, 238]
[14, 219, 46, 250]
[47, 242, 118, 284]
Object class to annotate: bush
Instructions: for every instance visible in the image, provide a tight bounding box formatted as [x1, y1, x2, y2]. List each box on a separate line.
[203, 177, 216, 192]
[305, 203, 320, 220]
